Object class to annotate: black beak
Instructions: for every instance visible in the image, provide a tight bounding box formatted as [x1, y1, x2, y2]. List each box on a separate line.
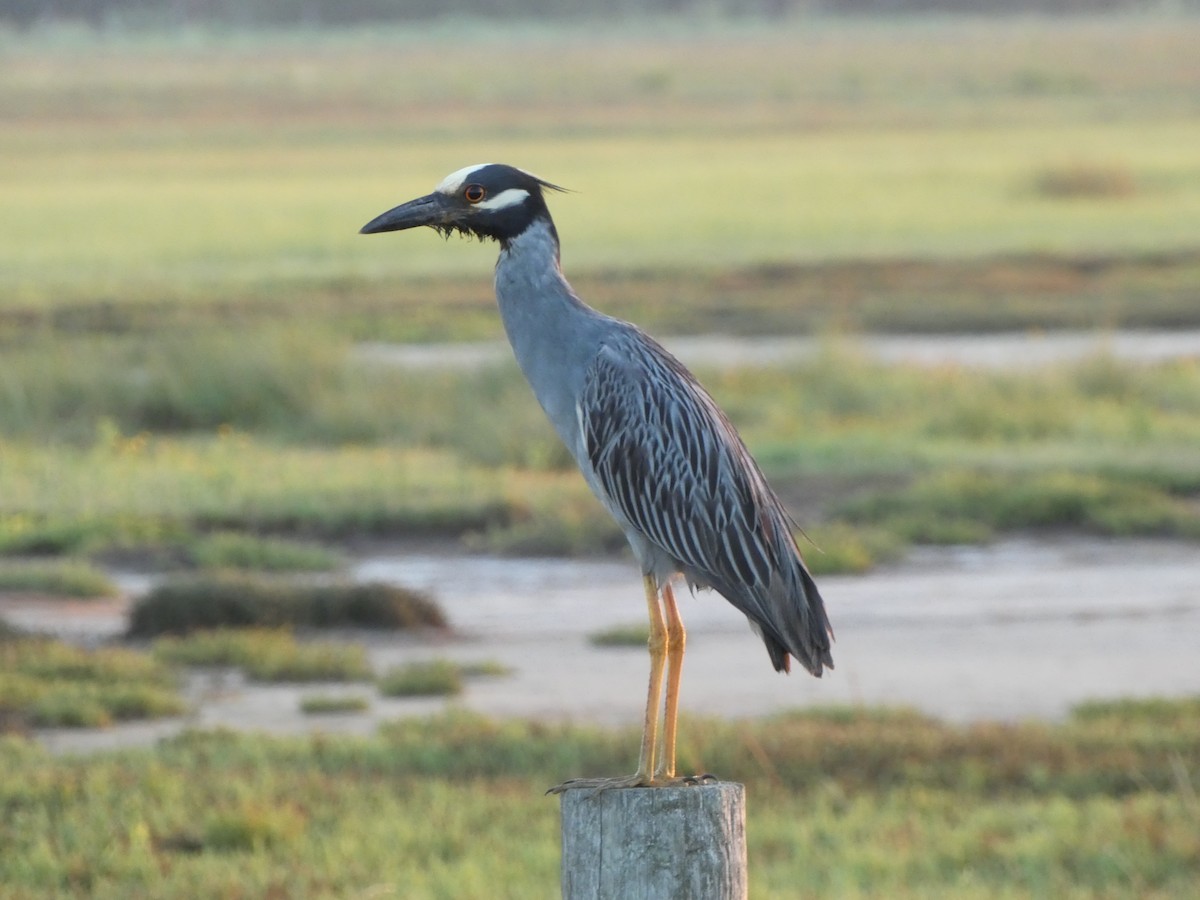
[359, 193, 452, 234]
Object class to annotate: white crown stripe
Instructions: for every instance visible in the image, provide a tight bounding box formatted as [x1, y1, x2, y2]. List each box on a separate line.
[435, 163, 492, 195]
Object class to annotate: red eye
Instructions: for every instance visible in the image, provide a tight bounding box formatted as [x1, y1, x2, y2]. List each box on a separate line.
[464, 184, 486, 203]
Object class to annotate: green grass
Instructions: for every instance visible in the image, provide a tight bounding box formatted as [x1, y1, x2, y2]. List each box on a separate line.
[6, 119, 1199, 297]
[187, 532, 341, 572]
[799, 522, 905, 575]
[0, 559, 118, 598]
[838, 468, 1200, 543]
[4, 347, 1200, 569]
[377, 659, 511, 698]
[3, 20, 1200, 308]
[0, 636, 185, 730]
[2, 19, 1200, 575]
[378, 660, 464, 698]
[0, 699, 1196, 897]
[298, 693, 371, 715]
[152, 628, 373, 682]
[199, 802, 308, 854]
[457, 660, 514, 678]
[589, 623, 651, 647]
[0, 432, 573, 543]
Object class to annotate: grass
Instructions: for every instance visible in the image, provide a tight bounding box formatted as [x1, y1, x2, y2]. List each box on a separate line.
[3, 347, 1199, 571]
[3, 20, 1200, 306]
[0, 698, 1195, 896]
[0, 559, 118, 598]
[837, 468, 1200, 543]
[378, 660, 464, 698]
[457, 659, 514, 678]
[0, 440, 541, 552]
[0, 636, 185, 730]
[152, 628, 373, 682]
[199, 803, 308, 854]
[377, 659, 512, 698]
[187, 532, 341, 572]
[298, 693, 370, 715]
[5, 250, 1200, 345]
[800, 522, 905, 575]
[127, 572, 445, 636]
[589, 623, 651, 647]
[0, 18, 1197, 893]
[1, 18, 1199, 577]
[6, 119, 1199, 296]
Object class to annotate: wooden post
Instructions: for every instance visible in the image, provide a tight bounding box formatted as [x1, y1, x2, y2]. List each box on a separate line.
[560, 782, 747, 900]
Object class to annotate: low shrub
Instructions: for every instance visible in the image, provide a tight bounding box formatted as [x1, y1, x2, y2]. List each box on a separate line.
[127, 572, 445, 637]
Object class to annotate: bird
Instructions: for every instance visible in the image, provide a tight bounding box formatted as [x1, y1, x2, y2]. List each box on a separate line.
[360, 163, 833, 791]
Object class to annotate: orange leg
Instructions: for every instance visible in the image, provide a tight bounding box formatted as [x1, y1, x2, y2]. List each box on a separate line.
[636, 573, 669, 780]
[655, 580, 686, 780]
[548, 573, 667, 793]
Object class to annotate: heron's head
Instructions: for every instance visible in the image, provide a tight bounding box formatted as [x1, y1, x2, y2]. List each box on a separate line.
[359, 163, 566, 246]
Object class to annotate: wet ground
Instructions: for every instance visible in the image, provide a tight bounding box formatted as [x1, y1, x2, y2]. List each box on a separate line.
[357, 328, 1200, 372]
[8, 535, 1197, 755]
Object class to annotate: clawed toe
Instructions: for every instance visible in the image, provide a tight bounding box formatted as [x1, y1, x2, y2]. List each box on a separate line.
[547, 773, 651, 795]
[547, 772, 719, 795]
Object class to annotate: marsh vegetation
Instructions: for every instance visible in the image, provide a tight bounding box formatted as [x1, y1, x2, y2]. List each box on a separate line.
[1, 14, 1198, 896]
[0, 699, 1197, 897]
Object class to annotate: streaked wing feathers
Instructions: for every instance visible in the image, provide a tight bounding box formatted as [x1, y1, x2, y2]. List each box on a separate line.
[579, 330, 833, 674]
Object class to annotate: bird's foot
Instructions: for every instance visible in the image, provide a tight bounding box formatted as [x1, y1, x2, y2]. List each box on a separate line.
[546, 772, 718, 795]
[675, 771, 720, 786]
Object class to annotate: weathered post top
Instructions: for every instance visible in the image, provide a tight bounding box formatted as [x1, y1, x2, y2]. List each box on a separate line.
[560, 782, 747, 900]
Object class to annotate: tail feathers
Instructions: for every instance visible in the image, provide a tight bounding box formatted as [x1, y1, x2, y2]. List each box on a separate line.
[759, 564, 834, 677]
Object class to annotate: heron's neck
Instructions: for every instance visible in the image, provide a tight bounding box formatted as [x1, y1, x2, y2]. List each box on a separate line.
[494, 216, 600, 350]
[493, 217, 604, 445]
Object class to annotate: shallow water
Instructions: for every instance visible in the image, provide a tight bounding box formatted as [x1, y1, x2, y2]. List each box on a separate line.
[16, 536, 1199, 754]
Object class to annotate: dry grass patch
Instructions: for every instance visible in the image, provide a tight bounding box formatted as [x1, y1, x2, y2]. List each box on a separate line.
[1031, 161, 1138, 199]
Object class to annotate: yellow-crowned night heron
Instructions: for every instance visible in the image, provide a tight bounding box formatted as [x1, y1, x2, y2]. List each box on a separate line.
[361, 164, 833, 790]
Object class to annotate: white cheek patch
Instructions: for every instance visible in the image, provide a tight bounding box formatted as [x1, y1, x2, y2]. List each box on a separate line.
[436, 163, 492, 195]
[477, 187, 529, 211]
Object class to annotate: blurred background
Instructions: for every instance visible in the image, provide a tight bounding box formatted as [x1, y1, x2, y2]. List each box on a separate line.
[1, 2, 1199, 897]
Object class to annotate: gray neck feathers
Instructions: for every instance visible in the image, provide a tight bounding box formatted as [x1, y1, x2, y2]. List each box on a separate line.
[493, 218, 605, 455]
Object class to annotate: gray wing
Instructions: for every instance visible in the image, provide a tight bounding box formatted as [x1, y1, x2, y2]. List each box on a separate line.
[579, 329, 833, 676]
